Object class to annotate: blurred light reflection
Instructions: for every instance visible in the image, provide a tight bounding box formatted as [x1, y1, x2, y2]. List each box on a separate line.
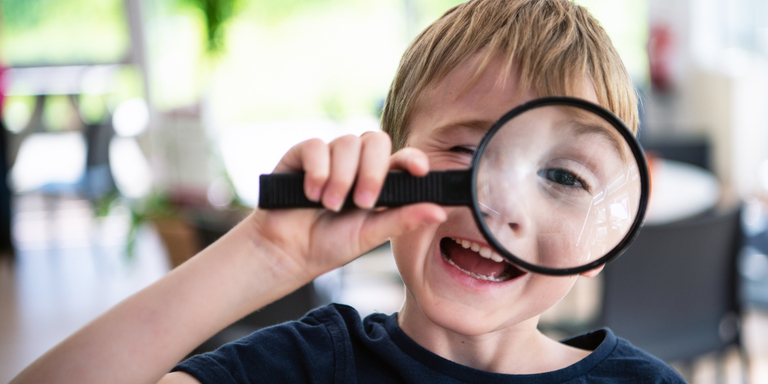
[10, 133, 86, 193]
[220, 117, 379, 207]
[112, 98, 149, 137]
[109, 137, 152, 199]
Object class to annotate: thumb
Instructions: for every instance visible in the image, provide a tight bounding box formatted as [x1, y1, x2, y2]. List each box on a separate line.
[357, 203, 446, 250]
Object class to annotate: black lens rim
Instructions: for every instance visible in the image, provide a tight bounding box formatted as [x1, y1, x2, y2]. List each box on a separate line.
[469, 96, 650, 276]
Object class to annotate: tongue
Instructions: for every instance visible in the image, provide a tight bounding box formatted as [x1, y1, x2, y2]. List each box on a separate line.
[440, 238, 507, 278]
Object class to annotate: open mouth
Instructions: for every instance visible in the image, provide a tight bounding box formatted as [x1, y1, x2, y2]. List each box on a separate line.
[439, 237, 526, 282]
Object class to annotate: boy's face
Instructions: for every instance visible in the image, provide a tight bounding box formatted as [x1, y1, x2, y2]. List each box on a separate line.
[391, 52, 601, 336]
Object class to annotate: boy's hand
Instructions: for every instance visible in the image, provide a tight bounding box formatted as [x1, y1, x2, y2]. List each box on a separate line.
[249, 131, 447, 281]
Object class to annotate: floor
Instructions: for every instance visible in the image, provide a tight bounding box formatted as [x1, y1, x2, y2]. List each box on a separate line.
[2, 193, 768, 383]
[0, 194, 170, 382]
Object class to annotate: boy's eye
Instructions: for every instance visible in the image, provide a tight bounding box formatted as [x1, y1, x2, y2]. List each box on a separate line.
[538, 168, 590, 192]
[449, 146, 476, 155]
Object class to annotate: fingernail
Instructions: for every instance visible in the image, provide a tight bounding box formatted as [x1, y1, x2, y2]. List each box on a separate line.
[355, 191, 375, 209]
[308, 187, 322, 202]
[325, 193, 343, 212]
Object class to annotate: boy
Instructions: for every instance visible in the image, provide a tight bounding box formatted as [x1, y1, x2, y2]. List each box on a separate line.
[12, 0, 684, 382]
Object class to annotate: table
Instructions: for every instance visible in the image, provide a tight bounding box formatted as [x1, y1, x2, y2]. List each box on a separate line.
[644, 158, 721, 225]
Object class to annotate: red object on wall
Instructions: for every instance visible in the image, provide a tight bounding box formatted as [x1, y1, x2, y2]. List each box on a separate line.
[0, 66, 6, 114]
[648, 23, 675, 93]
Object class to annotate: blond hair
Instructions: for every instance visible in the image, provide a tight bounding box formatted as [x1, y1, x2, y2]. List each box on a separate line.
[381, 0, 638, 150]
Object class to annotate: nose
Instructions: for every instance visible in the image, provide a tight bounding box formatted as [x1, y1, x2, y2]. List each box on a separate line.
[476, 179, 531, 240]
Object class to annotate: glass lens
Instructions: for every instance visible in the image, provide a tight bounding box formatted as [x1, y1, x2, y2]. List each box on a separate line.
[475, 104, 642, 270]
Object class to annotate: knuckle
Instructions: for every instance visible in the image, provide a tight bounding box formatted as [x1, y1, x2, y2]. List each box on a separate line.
[394, 146, 415, 156]
[363, 132, 392, 153]
[361, 130, 390, 142]
[302, 137, 326, 150]
[330, 166, 357, 186]
[332, 134, 361, 148]
[306, 167, 329, 183]
[390, 147, 414, 162]
[298, 139, 328, 162]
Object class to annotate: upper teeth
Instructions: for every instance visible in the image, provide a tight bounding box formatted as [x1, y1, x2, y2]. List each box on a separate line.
[453, 238, 505, 263]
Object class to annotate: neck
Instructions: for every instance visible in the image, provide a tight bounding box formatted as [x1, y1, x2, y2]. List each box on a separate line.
[397, 296, 590, 374]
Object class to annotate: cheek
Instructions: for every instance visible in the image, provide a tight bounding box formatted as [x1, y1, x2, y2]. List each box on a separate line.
[524, 275, 579, 313]
[391, 226, 439, 285]
[535, 206, 591, 267]
[391, 207, 468, 274]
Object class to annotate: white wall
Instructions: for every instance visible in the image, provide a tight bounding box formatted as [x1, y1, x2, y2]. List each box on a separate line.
[644, 0, 768, 197]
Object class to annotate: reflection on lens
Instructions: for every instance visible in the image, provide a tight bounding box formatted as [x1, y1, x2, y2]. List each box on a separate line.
[475, 105, 641, 270]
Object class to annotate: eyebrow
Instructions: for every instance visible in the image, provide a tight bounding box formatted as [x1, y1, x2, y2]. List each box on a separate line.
[431, 116, 629, 164]
[432, 119, 496, 137]
[572, 122, 628, 163]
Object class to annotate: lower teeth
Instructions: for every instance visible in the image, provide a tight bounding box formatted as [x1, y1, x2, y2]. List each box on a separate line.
[444, 256, 507, 282]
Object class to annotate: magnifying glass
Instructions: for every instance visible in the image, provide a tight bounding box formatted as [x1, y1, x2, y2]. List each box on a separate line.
[259, 97, 649, 276]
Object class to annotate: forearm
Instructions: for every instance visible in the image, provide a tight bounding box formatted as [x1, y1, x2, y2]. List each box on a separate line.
[11, 212, 312, 384]
[10, 132, 444, 384]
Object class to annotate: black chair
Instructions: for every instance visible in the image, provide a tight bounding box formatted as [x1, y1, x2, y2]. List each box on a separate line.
[639, 134, 712, 172]
[739, 204, 768, 311]
[599, 204, 748, 381]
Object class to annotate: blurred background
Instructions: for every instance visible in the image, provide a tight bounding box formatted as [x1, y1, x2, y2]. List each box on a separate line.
[1, 0, 768, 382]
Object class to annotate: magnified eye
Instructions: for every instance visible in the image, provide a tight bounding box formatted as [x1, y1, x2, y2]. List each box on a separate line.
[538, 168, 590, 192]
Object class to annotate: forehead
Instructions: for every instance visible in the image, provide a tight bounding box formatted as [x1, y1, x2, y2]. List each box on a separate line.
[405, 53, 599, 147]
[495, 105, 628, 163]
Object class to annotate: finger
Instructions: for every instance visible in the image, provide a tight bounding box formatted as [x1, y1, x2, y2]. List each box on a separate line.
[389, 147, 430, 176]
[353, 131, 392, 209]
[357, 203, 447, 251]
[323, 135, 362, 211]
[274, 138, 329, 202]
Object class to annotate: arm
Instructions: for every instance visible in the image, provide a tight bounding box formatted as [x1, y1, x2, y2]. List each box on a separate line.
[10, 132, 446, 384]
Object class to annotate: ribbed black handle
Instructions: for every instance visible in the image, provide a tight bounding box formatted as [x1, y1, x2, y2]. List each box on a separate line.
[258, 170, 473, 209]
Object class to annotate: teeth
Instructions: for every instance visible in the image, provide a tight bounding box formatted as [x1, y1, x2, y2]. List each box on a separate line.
[444, 257, 507, 282]
[451, 237, 504, 263]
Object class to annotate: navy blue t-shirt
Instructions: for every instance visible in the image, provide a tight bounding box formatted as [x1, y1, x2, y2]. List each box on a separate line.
[173, 303, 684, 383]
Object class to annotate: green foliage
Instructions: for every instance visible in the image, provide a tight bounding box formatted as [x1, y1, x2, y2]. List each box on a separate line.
[41, 96, 76, 131]
[1, 0, 48, 29]
[243, 0, 340, 24]
[93, 190, 120, 218]
[321, 91, 345, 122]
[125, 191, 179, 260]
[176, 0, 359, 54]
[1, 0, 130, 65]
[78, 94, 109, 125]
[180, 0, 238, 53]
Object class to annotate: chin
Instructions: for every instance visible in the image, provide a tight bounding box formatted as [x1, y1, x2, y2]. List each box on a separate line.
[407, 287, 536, 337]
[432, 309, 508, 337]
[392, 220, 577, 338]
[404, 269, 578, 339]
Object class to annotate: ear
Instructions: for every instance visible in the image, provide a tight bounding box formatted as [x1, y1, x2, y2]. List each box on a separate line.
[579, 264, 605, 278]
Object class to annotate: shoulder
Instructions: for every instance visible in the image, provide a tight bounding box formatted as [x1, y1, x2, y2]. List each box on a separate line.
[566, 329, 686, 383]
[606, 337, 685, 382]
[172, 303, 361, 384]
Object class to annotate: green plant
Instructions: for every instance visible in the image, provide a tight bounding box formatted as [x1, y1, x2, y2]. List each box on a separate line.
[95, 190, 179, 260]
[181, 0, 238, 54]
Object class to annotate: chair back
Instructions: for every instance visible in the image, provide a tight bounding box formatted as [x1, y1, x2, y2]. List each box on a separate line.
[600, 204, 743, 362]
